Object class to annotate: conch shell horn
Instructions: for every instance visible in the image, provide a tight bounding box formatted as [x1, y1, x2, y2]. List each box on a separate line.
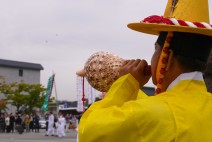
[78, 51, 151, 92]
[76, 69, 85, 77]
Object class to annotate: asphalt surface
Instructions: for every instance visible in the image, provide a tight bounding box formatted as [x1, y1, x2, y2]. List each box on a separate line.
[0, 129, 78, 142]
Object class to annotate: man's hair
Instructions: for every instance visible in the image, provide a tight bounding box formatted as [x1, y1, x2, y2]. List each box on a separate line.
[174, 55, 206, 72]
[157, 32, 212, 72]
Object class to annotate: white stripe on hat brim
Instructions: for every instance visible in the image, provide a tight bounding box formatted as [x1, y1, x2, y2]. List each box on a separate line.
[127, 23, 212, 36]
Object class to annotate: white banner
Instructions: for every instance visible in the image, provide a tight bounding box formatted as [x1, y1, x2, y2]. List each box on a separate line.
[76, 76, 84, 112]
[85, 80, 100, 104]
[76, 76, 101, 112]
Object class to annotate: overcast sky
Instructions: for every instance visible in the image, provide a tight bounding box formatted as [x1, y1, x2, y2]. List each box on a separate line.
[0, 0, 211, 101]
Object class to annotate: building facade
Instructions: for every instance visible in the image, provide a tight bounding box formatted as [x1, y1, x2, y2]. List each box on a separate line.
[0, 59, 43, 84]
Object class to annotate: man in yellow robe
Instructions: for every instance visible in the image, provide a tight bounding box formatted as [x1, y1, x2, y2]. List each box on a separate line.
[79, 0, 212, 141]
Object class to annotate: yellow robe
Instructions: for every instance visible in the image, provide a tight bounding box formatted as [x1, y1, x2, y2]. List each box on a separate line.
[79, 73, 212, 142]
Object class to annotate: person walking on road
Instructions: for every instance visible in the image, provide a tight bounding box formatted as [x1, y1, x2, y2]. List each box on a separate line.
[57, 112, 66, 137]
[45, 111, 54, 136]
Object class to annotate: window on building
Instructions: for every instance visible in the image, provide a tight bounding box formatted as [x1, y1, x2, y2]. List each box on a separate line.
[19, 69, 23, 77]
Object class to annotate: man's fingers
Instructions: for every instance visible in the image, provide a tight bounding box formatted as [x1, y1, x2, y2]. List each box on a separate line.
[131, 59, 141, 67]
[136, 60, 147, 72]
[123, 59, 141, 68]
[122, 60, 129, 66]
[127, 60, 136, 66]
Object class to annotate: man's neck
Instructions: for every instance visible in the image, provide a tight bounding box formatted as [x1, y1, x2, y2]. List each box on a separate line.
[166, 71, 203, 91]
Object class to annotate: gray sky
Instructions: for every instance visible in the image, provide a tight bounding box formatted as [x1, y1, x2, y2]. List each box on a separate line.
[0, 0, 211, 101]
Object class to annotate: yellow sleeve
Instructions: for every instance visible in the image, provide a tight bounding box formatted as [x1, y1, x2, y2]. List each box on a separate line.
[78, 74, 177, 142]
[78, 74, 145, 142]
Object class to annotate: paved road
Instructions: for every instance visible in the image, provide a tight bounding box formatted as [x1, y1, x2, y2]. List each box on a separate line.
[0, 129, 77, 142]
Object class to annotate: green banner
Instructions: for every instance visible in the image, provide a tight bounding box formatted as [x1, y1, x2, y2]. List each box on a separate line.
[41, 75, 55, 111]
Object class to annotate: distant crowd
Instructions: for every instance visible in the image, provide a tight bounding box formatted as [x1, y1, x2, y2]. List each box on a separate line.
[0, 112, 40, 133]
[0, 112, 79, 135]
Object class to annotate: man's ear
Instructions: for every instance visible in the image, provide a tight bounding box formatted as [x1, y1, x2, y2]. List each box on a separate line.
[166, 49, 174, 71]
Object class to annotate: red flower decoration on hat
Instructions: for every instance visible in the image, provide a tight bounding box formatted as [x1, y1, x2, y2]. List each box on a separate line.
[141, 15, 212, 29]
[142, 15, 173, 24]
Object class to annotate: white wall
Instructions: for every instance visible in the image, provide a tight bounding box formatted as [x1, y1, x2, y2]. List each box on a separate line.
[0, 66, 41, 84]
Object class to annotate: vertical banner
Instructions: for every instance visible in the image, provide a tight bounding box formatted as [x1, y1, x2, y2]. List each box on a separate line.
[76, 76, 101, 112]
[85, 80, 99, 104]
[76, 76, 84, 112]
[41, 74, 55, 111]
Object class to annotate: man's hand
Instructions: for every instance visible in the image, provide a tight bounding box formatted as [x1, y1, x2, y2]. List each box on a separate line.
[119, 59, 151, 88]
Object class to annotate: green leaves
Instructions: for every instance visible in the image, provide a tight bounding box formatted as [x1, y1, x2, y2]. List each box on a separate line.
[0, 82, 46, 113]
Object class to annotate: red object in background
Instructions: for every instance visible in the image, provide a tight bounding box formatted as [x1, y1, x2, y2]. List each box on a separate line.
[82, 76, 86, 111]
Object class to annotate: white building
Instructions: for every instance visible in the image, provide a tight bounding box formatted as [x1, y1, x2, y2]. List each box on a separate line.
[0, 59, 43, 84]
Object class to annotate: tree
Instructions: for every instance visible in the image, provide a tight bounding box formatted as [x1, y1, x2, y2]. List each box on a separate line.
[0, 99, 7, 112]
[0, 82, 26, 112]
[24, 84, 46, 112]
[0, 81, 46, 113]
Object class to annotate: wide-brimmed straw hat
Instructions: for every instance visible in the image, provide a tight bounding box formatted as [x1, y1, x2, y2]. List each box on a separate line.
[128, 0, 212, 36]
[128, 0, 212, 94]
